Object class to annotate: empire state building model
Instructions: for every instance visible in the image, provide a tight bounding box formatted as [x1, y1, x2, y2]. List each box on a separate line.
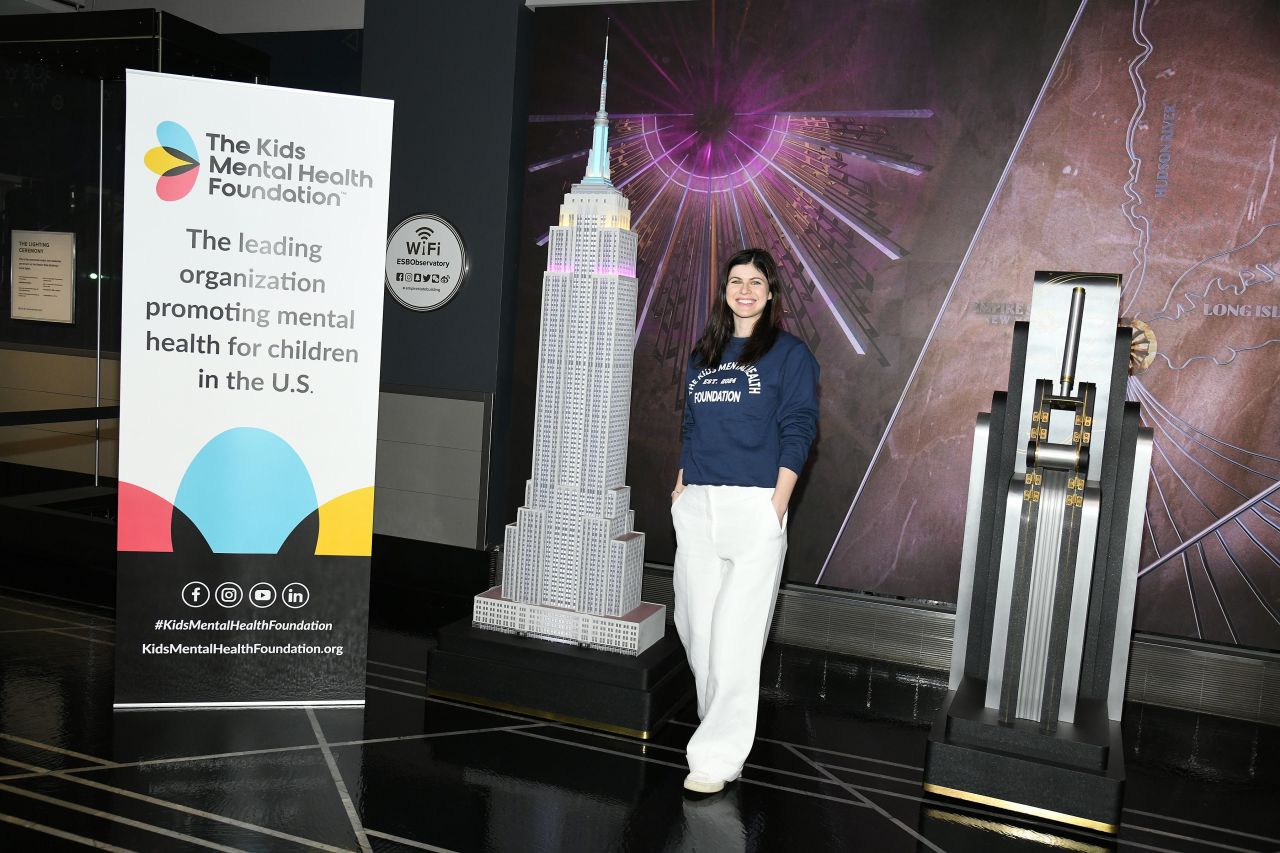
[473, 39, 665, 655]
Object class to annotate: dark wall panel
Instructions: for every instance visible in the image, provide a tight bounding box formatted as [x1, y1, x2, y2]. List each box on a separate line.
[362, 0, 529, 396]
[362, 0, 529, 544]
[232, 29, 363, 96]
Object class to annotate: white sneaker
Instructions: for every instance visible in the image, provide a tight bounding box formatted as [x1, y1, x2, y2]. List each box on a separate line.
[683, 771, 725, 794]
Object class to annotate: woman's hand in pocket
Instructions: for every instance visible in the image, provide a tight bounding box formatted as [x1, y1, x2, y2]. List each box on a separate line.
[770, 492, 787, 527]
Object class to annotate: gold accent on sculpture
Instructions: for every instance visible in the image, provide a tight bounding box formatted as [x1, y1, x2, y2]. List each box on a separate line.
[923, 783, 1118, 834]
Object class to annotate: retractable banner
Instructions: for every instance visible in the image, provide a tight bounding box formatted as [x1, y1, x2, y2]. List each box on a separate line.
[114, 71, 393, 707]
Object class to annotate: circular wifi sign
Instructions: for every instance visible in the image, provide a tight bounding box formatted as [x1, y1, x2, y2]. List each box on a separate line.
[384, 214, 469, 311]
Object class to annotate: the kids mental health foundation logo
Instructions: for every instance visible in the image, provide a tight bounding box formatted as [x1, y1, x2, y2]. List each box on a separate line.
[144, 121, 201, 201]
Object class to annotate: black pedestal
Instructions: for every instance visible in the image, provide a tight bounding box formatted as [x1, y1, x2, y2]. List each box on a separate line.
[427, 619, 693, 739]
[923, 679, 1124, 834]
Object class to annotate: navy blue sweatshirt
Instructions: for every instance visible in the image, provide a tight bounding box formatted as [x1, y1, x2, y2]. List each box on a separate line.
[678, 332, 819, 487]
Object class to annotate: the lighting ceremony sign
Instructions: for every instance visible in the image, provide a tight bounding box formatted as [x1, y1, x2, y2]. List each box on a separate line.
[115, 70, 393, 707]
[10, 230, 75, 324]
[384, 213, 469, 311]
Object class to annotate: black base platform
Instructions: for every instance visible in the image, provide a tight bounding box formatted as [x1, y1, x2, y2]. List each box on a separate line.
[427, 619, 694, 739]
[923, 678, 1124, 834]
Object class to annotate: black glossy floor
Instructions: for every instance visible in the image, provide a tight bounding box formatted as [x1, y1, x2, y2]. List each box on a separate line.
[0, 575, 1277, 852]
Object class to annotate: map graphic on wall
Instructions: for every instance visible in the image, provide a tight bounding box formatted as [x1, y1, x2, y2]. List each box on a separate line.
[512, 0, 1280, 652]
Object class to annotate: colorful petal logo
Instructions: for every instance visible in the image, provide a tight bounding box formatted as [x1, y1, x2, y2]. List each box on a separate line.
[144, 121, 200, 201]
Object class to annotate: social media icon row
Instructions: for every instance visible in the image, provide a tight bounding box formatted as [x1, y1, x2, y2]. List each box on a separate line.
[181, 581, 310, 609]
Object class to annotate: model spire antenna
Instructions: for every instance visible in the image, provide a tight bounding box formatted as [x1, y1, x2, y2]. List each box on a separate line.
[599, 21, 610, 113]
[583, 22, 613, 185]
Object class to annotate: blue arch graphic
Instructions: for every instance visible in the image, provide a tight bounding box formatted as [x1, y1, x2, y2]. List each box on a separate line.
[175, 428, 317, 554]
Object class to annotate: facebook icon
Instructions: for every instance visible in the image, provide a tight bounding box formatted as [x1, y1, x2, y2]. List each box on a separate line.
[181, 581, 210, 608]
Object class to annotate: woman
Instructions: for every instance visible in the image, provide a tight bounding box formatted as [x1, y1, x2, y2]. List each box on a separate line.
[671, 247, 819, 794]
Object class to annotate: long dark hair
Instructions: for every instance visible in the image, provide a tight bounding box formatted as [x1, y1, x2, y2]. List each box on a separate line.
[693, 247, 783, 368]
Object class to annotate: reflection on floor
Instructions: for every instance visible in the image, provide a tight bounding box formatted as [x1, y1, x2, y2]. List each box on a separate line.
[0, 569, 1276, 852]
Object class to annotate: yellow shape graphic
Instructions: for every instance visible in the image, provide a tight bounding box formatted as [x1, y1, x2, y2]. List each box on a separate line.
[316, 486, 375, 556]
[144, 146, 193, 175]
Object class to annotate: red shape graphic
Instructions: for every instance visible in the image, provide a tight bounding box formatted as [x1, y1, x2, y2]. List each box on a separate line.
[117, 482, 175, 552]
[156, 168, 199, 202]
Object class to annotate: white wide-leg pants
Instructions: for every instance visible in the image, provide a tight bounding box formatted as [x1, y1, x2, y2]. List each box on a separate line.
[671, 484, 787, 781]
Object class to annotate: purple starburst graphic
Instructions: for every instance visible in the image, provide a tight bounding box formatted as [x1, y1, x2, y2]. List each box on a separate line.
[526, 10, 933, 392]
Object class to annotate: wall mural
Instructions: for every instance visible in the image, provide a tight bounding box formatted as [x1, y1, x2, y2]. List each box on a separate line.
[510, 0, 1280, 652]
